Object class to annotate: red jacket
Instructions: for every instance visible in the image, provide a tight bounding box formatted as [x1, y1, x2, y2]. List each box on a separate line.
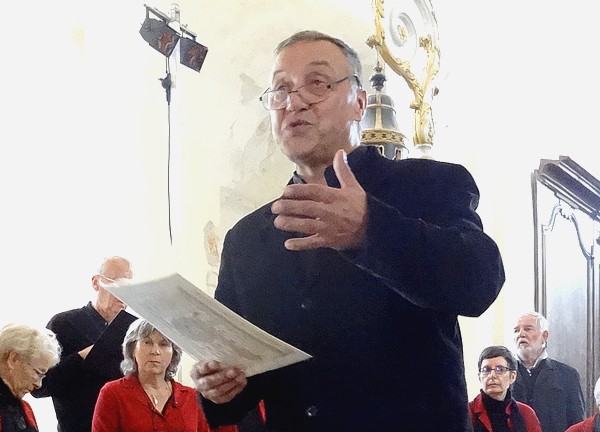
[565, 415, 598, 432]
[92, 374, 235, 432]
[0, 399, 38, 432]
[469, 393, 542, 432]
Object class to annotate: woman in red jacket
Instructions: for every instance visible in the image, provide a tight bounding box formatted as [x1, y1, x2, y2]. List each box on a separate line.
[565, 377, 600, 432]
[469, 345, 542, 432]
[0, 323, 61, 432]
[92, 319, 234, 432]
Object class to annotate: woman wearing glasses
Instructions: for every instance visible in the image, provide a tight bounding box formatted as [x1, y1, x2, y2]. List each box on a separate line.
[469, 345, 542, 432]
[0, 323, 61, 431]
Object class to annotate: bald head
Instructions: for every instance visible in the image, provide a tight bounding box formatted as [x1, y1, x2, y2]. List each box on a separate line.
[92, 256, 132, 323]
[97, 256, 132, 280]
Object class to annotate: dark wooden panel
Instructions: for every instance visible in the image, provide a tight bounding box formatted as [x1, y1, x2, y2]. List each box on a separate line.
[532, 156, 600, 416]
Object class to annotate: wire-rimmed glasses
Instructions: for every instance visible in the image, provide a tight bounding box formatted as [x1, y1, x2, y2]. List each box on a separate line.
[259, 74, 361, 110]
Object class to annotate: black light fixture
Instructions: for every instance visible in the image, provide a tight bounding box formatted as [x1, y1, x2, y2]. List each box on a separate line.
[139, 4, 208, 73]
[179, 25, 208, 73]
[138, 4, 209, 246]
[139, 7, 180, 57]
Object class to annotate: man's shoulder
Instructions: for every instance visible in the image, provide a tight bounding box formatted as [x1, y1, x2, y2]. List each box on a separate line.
[394, 156, 473, 179]
[547, 357, 580, 375]
[47, 304, 92, 328]
[359, 145, 470, 172]
[367, 152, 477, 193]
[229, 200, 275, 232]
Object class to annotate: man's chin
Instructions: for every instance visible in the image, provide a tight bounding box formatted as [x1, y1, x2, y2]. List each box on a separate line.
[517, 345, 536, 358]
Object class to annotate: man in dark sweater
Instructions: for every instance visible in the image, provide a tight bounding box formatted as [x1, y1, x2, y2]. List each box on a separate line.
[190, 30, 505, 431]
[31, 256, 136, 432]
[512, 311, 585, 432]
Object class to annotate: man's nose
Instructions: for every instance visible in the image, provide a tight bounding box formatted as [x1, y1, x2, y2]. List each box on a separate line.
[286, 91, 309, 111]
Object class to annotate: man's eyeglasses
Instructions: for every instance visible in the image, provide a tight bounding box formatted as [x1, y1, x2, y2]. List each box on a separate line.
[479, 365, 514, 377]
[97, 275, 118, 288]
[259, 74, 361, 110]
[99, 275, 117, 283]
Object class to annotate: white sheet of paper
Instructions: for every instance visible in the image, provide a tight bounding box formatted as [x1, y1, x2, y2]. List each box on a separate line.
[104, 273, 311, 377]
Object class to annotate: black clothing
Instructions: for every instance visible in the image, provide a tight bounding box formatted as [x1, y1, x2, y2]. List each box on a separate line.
[0, 379, 37, 432]
[516, 359, 544, 405]
[482, 390, 512, 432]
[201, 146, 505, 431]
[479, 389, 527, 432]
[513, 357, 585, 432]
[31, 303, 136, 432]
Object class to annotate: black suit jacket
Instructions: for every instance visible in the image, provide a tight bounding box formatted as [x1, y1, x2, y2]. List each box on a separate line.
[201, 146, 505, 432]
[513, 357, 585, 432]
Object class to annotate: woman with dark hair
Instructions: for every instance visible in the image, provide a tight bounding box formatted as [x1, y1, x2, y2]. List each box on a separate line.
[0, 323, 61, 432]
[469, 345, 542, 432]
[92, 319, 235, 432]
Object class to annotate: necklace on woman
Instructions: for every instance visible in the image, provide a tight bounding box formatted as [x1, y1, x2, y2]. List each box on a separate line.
[142, 381, 172, 407]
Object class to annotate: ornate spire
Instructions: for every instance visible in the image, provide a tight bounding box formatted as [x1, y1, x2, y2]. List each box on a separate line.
[360, 60, 408, 160]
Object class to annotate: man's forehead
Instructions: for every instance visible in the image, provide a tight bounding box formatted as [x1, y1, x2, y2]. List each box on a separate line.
[104, 261, 132, 278]
[516, 316, 537, 327]
[271, 40, 347, 77]
[271, 60, 335, 78]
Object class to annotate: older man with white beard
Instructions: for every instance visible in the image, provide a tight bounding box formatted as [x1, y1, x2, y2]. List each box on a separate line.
[512, 311, 585, 432]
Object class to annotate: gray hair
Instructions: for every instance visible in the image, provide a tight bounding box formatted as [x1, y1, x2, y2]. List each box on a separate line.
[595, 377, 600, 405]
[275, 30, 362, 86]
[121, 319, 182, 380]
[0, 323, 61, 366]
[520, 311, 549, 332]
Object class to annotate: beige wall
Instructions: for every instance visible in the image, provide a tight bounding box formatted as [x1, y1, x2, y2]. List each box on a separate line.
[2, 0, 599, 429]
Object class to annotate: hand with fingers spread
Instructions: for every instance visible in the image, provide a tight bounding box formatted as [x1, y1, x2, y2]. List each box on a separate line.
[271, 149, 367, 251]
[190, 360, 247, 404]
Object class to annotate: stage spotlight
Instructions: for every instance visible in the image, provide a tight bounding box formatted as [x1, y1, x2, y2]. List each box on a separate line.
[139, 16, 180, 57]
[180, 37, 208, 73]
[140, 4, 208, 73]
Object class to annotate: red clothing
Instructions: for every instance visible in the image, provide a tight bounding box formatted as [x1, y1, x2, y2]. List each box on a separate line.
[92, 374, 235, 432]
[565, 415, 598, 432]
[469, 393, 542, 432]
[0, 398, 38, 432]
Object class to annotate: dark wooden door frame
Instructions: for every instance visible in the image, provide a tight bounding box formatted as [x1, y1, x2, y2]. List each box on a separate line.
[532, 156, 600, 414]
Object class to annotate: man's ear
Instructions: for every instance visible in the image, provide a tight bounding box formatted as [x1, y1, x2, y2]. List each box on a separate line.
[91, 275, 101, 292]
[354, 88, 367, 121]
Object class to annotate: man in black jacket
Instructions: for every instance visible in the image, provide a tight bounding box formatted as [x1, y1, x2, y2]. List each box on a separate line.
[31, 256, 136, 432]
[512, 311, 585, 432]
[191, 30, 505, 432]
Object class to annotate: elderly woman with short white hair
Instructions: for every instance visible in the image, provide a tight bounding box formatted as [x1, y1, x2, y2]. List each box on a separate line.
[0, 323, 61, 431]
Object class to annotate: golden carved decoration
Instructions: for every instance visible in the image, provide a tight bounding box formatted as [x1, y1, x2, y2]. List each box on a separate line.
[361, 129, 406, 145]
[366, 0, 440, 153]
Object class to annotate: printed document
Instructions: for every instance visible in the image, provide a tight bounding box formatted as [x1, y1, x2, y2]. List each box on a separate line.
[104, 272, 311, 377]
